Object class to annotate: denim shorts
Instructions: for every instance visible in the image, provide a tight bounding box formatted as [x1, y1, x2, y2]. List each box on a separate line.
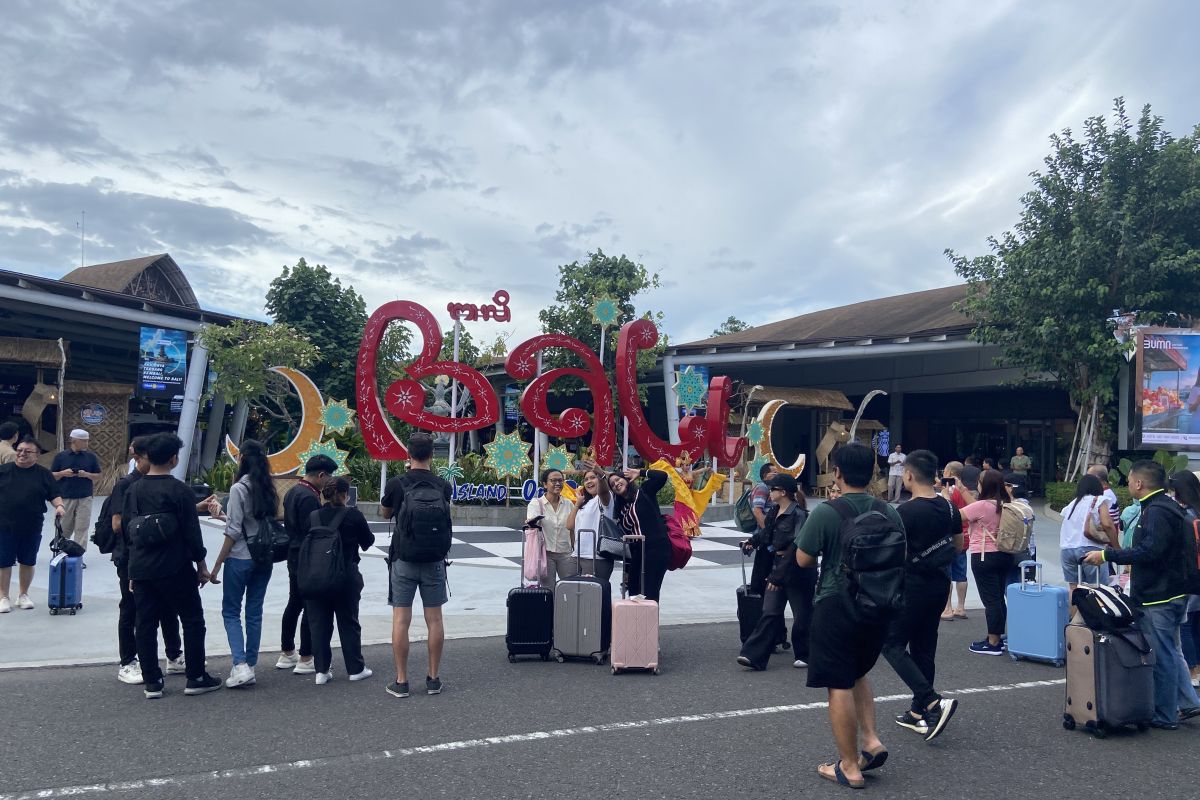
[0, 531, 41, 568]
[388, 559, 448, 608]
[950, 551, 968, 583]
[1060, 545, 1102, 585]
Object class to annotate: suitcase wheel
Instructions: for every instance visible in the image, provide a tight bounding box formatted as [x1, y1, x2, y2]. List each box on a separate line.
[1091, 724, 1108, 740]
[1010, 653, 1020, 662]
[1136, 723, 1149, 732]
[1054, 659, 1064, 668]
[652, 666, 660, 675]
[49, 607, 58, 616]
[1062, 715, 1076, 731]
[612, 666, 618, 674]
[593, 654, 606, 666]
[508, 654, 517, 663]
[554, 652, 564, 663]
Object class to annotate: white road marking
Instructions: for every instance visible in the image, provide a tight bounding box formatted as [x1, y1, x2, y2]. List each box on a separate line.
[0, 678, 1065, 800]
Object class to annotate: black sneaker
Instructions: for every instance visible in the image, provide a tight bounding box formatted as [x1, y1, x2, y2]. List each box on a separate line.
[923, 697, 959, 742]
[183, 673, 223, 696]
[894, 712, 928, 736]
[426, 676, 442, 695]
[386, 681, 410, 698]
[143, 680, 164, 700]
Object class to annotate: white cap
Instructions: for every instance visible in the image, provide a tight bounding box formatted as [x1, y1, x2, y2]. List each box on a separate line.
[69, 428, 90, 441]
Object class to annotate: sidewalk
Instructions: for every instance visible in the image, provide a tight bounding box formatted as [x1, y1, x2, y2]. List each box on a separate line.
[0, 496, 1065, 669]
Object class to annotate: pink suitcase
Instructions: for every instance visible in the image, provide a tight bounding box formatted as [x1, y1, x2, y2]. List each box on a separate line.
[611, 534, 660, 674]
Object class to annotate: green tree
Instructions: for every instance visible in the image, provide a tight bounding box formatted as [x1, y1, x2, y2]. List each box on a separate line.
[711, 315, 750, 337]
[439, 325, 481, 366]
[265, 258, 368, 404]
[947, 99, 1200, 466]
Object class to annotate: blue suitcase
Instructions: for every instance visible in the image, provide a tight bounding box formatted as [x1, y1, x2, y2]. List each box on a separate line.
[1006, 561, 1067, 666]
[48, 554, 84, 615]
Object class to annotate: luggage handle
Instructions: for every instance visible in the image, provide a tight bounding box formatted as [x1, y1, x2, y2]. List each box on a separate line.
[740, 545, 750, 588]
[621, 534, 646, 599]
[1019, 560, 1043, 593]
[575, 528, 599, 577]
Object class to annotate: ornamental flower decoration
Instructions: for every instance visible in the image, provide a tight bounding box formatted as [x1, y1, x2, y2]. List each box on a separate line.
[673, 366, 708, 413]
[542, 444, 573, 474]
[437, 462, 465, 482]
[299, 439, 350, 476]
[746, 420, 764, 445]
[592, 297, 619, 327]
[483, 431, 532, 479]
[320, 399, 356, 435]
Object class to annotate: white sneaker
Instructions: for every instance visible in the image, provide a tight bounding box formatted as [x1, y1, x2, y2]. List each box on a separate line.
[225, 663, 256, 688]
[293, 659, 316, 675]
[793, 660, 808, 669]
[275, 652, 300, 670]
[315, 671, 333, 685]
[165, 656, 187, 675]
[349, 667, 373, 682]
[16, 594, 34, 610]
[117, 662, 144, 685]
[0, 597, 10, 613]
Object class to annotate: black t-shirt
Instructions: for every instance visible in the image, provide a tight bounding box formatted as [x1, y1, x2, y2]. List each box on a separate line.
[283, 481, 322, 551]
[0, 462, 60, 532]
[122, 474, 205, 581]
[51, 449, 102, 499]
[898, 495, 961, 582]
[310, 505, 376, 564]
[381, 470, 452, 519]
[110, 470, 144, 566]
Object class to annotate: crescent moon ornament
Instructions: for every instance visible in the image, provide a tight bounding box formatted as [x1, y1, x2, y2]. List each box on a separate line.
[225, 366, 327, 475]
[755, 399, 806, 477]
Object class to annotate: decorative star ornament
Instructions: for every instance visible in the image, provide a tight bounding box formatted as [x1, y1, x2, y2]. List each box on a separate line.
[437, 462, 465, 482]
[748, 453, 770, 482]
[299, 439, 350, 476]
[483, 431, 532, 480]
[320, 399, 356, 434]
[542, 444, 572, 474]
[746, 420, 765, 445]
[592, 297, 619, 327]
[673, 366, 708, 412]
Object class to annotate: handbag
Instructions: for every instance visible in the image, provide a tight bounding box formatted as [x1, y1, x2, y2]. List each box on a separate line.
[1083, 498, 1110, 545]
[597, 514, 627, 561]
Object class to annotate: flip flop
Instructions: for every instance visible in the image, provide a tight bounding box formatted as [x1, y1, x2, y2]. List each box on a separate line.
[953, 611, 969, 619]
[860, 748, 889, 772]
[940, 611, 955, 621]
[818, 761, 865, 790]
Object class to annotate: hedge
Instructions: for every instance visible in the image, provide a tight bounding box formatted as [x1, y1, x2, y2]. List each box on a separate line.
[1045, 481, 1132, 513]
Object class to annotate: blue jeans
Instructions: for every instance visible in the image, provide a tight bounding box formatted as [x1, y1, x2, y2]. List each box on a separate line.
[1140, 598, 1200, 724]
[222, 558, 272, 667]
[1060, 545, 1102, 585]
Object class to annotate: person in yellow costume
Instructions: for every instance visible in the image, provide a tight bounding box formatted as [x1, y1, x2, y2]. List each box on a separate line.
[650, 454, 727, 538]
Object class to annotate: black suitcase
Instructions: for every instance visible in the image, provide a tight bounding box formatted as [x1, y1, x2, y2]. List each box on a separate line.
[1063, 621, 1155, 737]
[506, 524, 553, 662]
[737, 550, 763, 643]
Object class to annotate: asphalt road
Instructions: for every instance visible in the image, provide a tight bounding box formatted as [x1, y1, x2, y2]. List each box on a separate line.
[1, 620, 1195, 800]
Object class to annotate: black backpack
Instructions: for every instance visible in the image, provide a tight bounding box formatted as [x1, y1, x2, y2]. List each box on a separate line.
[831, 497, 907, 624]
[91, 494, 118, 555]
[246, 515, 290, 567]
[389, 477, 452, 564]
[297, 508, 349, 598]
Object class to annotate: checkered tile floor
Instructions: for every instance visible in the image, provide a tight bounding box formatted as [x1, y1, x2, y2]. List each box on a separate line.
[367, 519, 749, 568]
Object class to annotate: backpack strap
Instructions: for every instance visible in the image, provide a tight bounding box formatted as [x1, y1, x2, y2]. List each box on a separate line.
[829, 497, 855, 522]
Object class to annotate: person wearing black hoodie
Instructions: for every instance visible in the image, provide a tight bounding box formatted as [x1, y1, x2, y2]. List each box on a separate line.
[737, 473, 816, 670]
[608, 468, 670, 602]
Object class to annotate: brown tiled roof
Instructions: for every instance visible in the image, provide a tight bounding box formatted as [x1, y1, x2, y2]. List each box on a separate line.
[62, 254, 199, 309]
[676, 284, 972, 352]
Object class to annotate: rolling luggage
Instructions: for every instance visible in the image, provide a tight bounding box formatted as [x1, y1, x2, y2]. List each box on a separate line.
[737, 549, 763, 643]
[551, 530, 612, 664]
[48, 553, 84, 615]
[1006, 561, 1068, 666]
[612, 534, 660, 675]
[506, 523, 553, 662]
[1063, 620, 1155, 737]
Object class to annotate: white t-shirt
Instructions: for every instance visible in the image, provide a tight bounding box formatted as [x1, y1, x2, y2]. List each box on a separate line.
[1059, 496, 1110, 549]
[572, 495, 614, 560]
[888, 452, 906, 477]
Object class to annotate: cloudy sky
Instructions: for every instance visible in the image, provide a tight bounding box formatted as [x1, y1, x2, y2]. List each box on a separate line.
[1, 0, 1196, 346]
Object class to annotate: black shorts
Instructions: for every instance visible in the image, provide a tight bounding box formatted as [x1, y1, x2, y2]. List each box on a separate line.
[806, 594, 888, 690]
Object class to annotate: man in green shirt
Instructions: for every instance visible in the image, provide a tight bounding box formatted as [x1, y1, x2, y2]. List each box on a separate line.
[1009, 447, 1031, 476]
[796, 443, 905, 788]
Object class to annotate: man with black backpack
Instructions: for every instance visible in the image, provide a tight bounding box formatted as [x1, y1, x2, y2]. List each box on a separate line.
[796, 443, 906, 789]
[379, 433, 452, 699]
[882, 450, 961, 742]
[123, 433, 221, 699]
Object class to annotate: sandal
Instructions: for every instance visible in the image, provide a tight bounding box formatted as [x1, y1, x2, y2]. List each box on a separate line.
[954, 610, 969, 619]
[860, 748, 889, 772]
[818, 761, 865, 790]
[940, 611, 955, 621]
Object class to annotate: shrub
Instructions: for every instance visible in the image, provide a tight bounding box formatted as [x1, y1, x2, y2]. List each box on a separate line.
[1045, 481, 1132, 513]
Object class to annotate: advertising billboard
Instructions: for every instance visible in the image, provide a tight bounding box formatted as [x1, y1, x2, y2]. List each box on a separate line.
[1134, 328, 1200, 450]
[138, 326, 188, 398]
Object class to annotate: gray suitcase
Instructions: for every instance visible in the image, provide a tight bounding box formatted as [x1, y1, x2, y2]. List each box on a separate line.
[1063, 620, 1155, 737]
[551, 529, 612, 664]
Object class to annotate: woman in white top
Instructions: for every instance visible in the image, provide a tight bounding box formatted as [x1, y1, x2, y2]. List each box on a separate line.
[566, 466, 617, 582]
[1058, 474, 1118, 597]
[526, 468, 576, 587]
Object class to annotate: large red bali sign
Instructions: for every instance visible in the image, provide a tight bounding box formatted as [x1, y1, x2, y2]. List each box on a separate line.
[355, 300, 746, 468]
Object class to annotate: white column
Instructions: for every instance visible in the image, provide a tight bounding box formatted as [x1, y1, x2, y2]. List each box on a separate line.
[662, 354, 681, 444]
[172, 336, 209, 480]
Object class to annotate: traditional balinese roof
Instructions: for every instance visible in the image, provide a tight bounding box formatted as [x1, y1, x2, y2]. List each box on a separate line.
[62, 254, 199, 309]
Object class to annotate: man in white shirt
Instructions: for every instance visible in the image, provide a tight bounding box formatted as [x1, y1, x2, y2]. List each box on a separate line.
[887, 444, 906, 503]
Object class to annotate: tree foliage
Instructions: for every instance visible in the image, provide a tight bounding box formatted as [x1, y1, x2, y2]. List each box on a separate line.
[947, 99, 1200, 410]
[199, 319, 319, 427]
[265, 258, 368, 404]
[711, 315, 750, 337]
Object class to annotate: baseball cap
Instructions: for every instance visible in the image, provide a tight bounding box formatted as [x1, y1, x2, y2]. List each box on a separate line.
[767, 473, 798, 494]
[959, 465, 981, 491]
[69, 428, 90, 441]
